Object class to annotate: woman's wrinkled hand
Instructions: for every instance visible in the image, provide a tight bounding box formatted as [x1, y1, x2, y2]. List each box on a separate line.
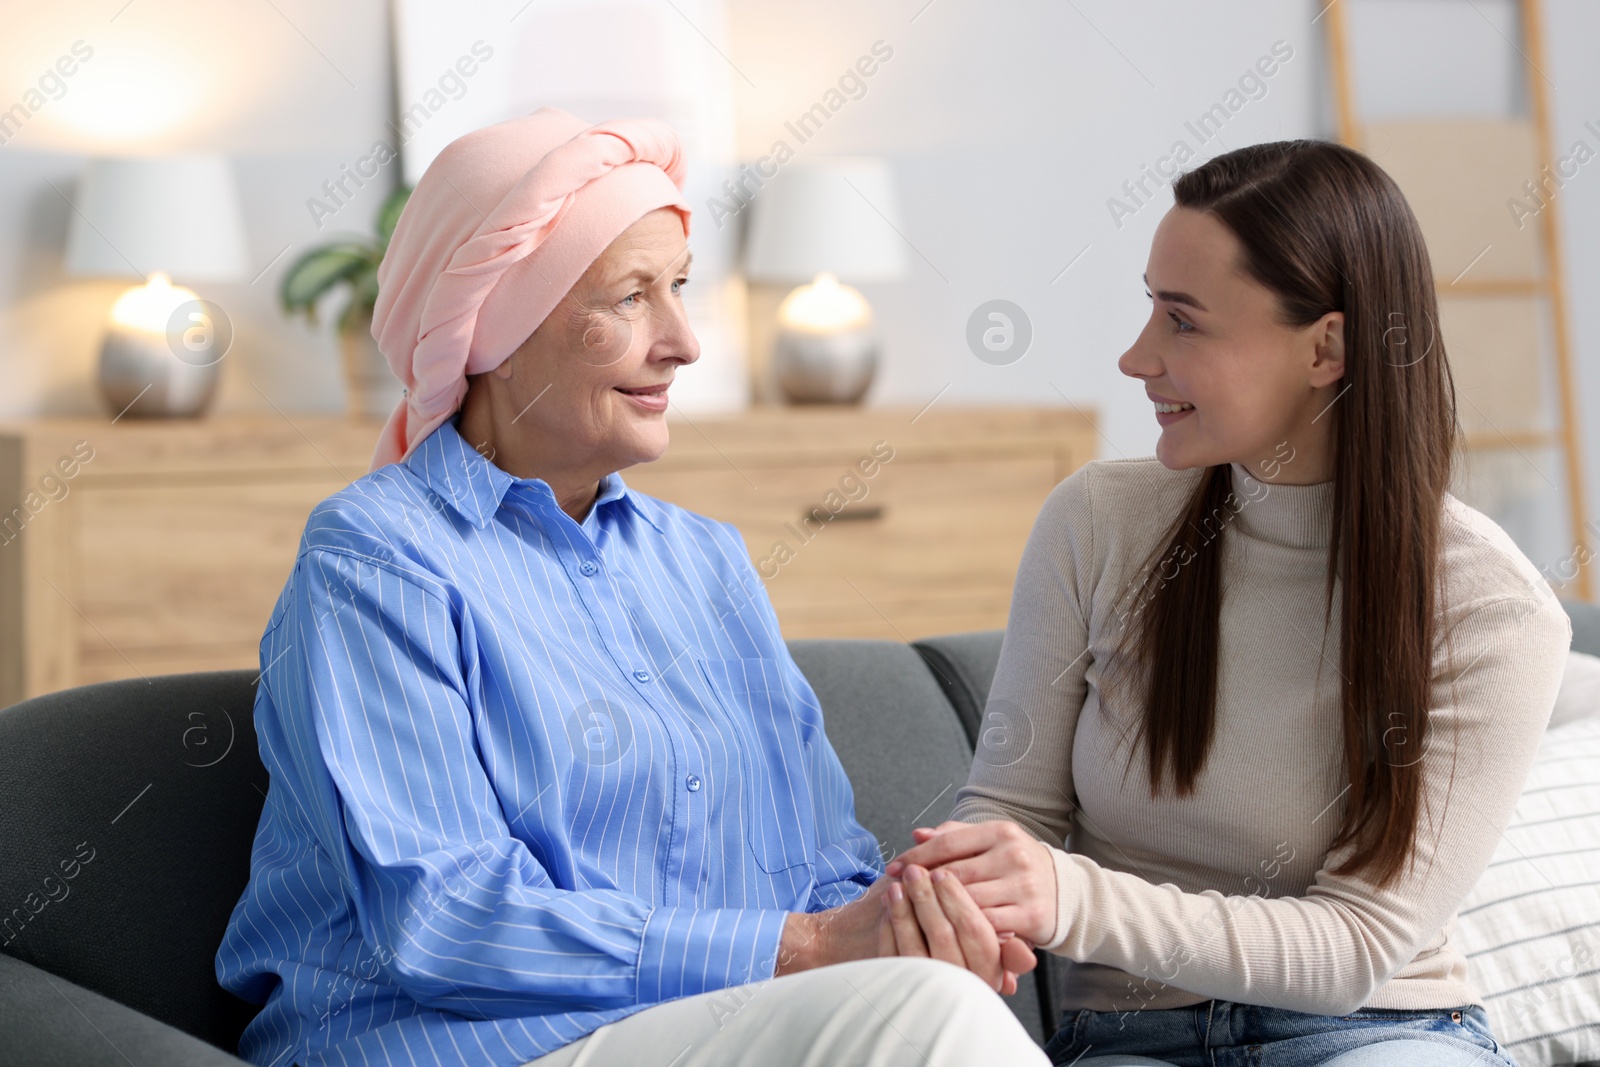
[885, 819, 1060, 948]
[876, 862, 1036, 995]
[776, 875, 896, 976]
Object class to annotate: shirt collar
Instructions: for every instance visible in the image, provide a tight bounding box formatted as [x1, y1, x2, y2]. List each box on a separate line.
[403, 415, 666, 534]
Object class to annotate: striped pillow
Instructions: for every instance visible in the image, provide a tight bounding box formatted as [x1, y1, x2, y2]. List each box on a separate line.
[1456, 716, 1600, 1067]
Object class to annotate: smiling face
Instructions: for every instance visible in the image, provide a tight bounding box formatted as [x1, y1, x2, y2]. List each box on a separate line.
[1117, 205, 1346, 483]
[461, 206, 699, 493]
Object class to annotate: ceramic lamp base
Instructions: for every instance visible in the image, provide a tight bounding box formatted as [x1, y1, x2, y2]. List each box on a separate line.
[772, 327, 878, 404]
[98, 326, 220, 418]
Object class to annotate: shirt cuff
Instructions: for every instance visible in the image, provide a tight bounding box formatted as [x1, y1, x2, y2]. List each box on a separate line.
[636, 906, 791, 1004]
[1039, 846, 1077, 952]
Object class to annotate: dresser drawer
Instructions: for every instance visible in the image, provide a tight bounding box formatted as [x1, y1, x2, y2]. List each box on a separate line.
[0, 407, 1095, 701]
[627, 453, 1058, 639]
[75, 479, 340, 676]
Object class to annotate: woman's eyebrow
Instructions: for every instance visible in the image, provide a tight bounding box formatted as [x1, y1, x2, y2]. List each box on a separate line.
[1143, 272, 1208, 312]
[622, 249, 693, 286]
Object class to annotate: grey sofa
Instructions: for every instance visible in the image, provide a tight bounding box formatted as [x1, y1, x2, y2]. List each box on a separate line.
[3, 607, 1598, 1064]
[0, 629, 1047, 1064]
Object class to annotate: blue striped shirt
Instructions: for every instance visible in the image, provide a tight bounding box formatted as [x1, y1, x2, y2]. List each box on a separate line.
[216, 413, 883, 1067]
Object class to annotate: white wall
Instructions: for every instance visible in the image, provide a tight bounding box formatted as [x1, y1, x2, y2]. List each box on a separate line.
[721, 0, 1600, 580]
[722, 0, 1323, 462]
[2, 0, 1597, 576]
[0, 0, 394, 418]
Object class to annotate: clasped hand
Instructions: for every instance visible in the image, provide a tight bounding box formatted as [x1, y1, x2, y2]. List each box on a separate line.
[778, 819, 1058, 998]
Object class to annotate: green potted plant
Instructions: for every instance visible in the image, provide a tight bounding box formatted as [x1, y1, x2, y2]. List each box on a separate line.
[280, 185, 411, 420]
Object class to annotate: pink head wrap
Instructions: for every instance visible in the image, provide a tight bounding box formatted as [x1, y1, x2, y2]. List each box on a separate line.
[367, 105, 691, 472]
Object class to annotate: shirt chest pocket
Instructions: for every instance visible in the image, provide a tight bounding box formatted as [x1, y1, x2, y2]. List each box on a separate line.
[696, 656, 816, 874]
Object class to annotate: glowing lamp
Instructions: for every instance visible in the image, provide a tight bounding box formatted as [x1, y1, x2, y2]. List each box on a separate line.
[65, 155, 248, 417]
[767, 272, 877, 402]
[745, 158, 906, 403]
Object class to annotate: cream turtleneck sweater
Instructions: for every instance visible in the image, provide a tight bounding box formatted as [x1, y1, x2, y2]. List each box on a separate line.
[950, 456, 1571, 1016]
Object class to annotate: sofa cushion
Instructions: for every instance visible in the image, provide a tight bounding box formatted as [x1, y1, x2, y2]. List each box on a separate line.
[1553, 650, 1600, 730]
[912, 630, 1006, 747]
[787, 639, 975, 857]
[0, 670, 267, 1051]
[1561, 597, 1600, 659]
[1455, 715, 1600, 1067]
[0, 952, 251, 1066]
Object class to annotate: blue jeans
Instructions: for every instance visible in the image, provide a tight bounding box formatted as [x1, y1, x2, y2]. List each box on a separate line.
[1042, 999, 1519, 1066]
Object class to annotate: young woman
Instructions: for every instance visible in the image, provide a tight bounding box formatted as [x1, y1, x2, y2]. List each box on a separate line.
[882, 139, 1571, 1066]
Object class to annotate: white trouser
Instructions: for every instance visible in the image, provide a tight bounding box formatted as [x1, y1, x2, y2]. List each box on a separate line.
[518, 956, 1052, 1067]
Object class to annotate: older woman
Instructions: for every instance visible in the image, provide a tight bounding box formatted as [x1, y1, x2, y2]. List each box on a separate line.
[215, 107, 1044, 1067]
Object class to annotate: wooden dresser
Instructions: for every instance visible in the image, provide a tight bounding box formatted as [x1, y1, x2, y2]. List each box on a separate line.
[0, 405, 1096, 705]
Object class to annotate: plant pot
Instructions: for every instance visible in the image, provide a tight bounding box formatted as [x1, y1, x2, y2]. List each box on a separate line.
[339, 308, 406, 421]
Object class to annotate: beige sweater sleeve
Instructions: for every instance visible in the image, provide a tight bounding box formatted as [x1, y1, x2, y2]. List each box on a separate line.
[950, 465, 1573, 1016]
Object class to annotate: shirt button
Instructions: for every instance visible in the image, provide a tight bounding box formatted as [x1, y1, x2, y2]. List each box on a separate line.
[578, 560, 598, 576]
[686, 773, 702, 792]
[633, 669, 652, 683]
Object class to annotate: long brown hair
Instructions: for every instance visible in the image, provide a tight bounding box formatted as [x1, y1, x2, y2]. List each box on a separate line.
[1103, 139, 1460, 890]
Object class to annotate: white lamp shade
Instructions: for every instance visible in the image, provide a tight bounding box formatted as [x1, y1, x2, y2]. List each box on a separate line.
[743, 157, 908, 284]
[65, 155, 249, 282]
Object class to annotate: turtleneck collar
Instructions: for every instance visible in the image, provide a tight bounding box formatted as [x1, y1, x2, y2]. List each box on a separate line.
[1226, 461, 1334, 551]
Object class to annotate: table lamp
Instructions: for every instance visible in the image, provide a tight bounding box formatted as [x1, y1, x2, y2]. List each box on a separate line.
[65, 154, 249, 418]
[743, 157, 907, 403]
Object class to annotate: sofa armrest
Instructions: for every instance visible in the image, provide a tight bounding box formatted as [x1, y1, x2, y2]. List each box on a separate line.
[912, 630, 1006, 746]
[1561, 597, 1600, 658]
[0, 952, 253, 1066]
